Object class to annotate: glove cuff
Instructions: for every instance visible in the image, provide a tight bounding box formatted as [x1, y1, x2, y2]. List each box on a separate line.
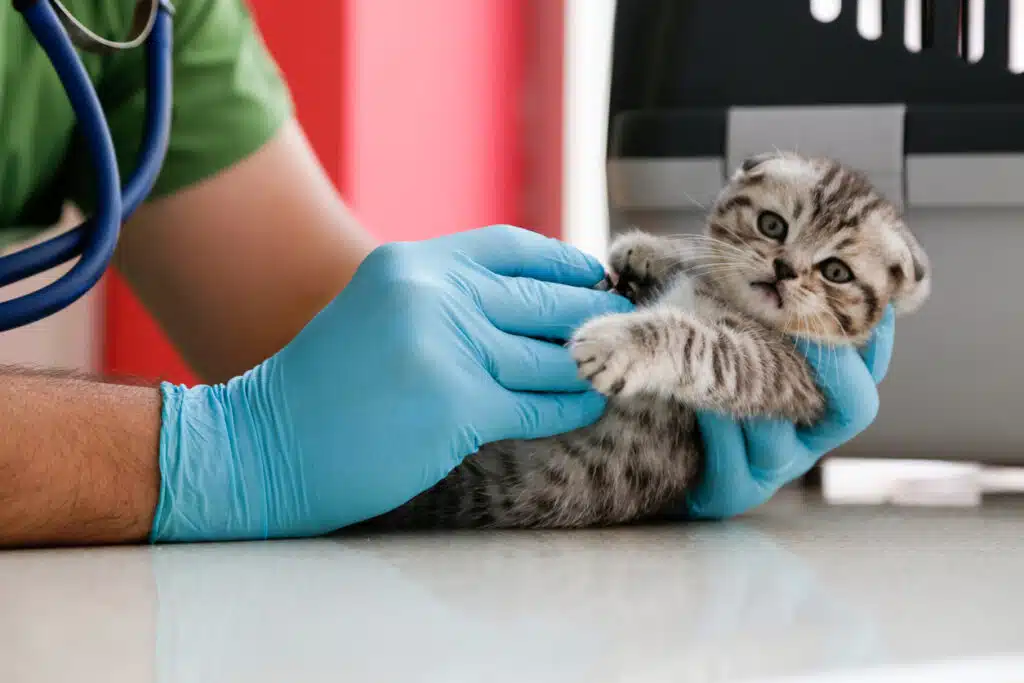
[150, 369, 279, 543]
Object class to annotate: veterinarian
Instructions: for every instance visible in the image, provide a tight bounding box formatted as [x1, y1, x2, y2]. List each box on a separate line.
[0, 0, 894, 547]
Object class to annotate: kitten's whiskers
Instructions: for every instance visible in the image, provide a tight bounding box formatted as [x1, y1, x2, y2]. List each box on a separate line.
[680, 191, 708, 212]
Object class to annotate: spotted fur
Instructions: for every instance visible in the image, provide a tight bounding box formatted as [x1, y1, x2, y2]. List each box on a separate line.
[361, 151, 931, 530]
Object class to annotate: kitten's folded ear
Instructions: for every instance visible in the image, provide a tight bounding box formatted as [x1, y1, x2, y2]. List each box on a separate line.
[890, 222, 931, 315]
[731, 152, 788, 183]
[739, 152, 777, 173]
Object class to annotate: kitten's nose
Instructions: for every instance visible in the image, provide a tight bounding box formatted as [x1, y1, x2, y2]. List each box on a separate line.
[773, 258, 797, 281]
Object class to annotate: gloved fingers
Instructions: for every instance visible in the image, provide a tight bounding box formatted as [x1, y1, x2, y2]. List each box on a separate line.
[443, 224, 609, 287]
[858, 304, 896, 384]
[793, 341, 880, 453]
[676, 415, 816, 520]
[479, 390, 608, 443]
[742, 417, 820, 483]
[682, 411, 771, 519]
[475, 269, 633, 340]
[488, 333, 591, 393]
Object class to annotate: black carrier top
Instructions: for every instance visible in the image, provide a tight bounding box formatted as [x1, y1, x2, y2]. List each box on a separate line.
[607, 0, 1024, 158]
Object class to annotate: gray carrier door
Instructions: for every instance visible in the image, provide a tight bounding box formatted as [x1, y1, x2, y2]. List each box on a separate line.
[606, 0, 1023, 464]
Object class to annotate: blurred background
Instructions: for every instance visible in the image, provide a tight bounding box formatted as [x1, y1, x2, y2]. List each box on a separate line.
[2, 0, 1022, 503]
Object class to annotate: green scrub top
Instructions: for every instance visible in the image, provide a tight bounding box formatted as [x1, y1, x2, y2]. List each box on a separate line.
[0, 0, 293, 250]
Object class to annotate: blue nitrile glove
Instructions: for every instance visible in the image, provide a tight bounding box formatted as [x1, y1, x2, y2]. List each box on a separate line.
[151, 225, 634, 542]
[681, 305, 896, 519]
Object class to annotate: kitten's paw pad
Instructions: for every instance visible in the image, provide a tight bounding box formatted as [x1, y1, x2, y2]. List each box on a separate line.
[607, 232, 679, 304]
[570, 316, 640, 397]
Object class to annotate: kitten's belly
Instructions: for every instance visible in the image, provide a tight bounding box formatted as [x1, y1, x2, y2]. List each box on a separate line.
[369, 399, 703, 530]
[499, 401, 702, 528]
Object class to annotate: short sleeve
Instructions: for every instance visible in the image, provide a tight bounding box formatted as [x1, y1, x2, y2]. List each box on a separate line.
[66, 0, 294, 212]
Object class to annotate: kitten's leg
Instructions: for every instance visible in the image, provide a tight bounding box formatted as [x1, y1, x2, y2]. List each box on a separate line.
[607, 230, 691, 305]
[570, 307, 825, 425]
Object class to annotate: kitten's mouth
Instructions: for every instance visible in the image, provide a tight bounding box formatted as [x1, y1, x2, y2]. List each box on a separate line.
[750, 280, 784, 309]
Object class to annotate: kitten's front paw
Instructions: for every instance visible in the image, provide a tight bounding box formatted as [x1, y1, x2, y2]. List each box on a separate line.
[570, 315, 643, 397]
[607, 231, 680, 305]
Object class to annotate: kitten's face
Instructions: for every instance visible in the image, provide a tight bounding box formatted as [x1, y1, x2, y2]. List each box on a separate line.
[704, 152, 930, 344]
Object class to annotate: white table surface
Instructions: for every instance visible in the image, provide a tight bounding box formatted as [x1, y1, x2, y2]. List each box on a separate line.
[3, 491, 1023, 683]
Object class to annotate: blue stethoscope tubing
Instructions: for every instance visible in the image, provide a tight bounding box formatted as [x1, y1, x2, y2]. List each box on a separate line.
[0, 0, 173, 331]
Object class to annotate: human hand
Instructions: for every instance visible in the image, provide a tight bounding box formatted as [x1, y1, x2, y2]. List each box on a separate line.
[680, 305, 896, 519]
[151, 225, 633, 542]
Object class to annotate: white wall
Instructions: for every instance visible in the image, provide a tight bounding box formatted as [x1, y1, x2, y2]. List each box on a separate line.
[561, 0, 616, 264]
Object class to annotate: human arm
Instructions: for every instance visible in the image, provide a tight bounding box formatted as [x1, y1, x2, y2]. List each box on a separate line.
[0, 0, 634, 547]
[62, 0, 373, 383]
[112, 118, 376, 382]
[0, 226, 632, 547]
[0, 371, 161, 547]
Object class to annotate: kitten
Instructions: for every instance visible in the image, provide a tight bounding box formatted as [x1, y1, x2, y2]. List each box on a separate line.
[362, 151, 931, 530]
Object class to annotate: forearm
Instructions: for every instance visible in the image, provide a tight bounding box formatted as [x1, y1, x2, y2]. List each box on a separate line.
[0, 369, 161, 547]
[115, 120, 379, 384]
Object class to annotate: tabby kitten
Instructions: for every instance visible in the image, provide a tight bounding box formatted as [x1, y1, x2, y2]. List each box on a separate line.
[363, 151, 931, 530]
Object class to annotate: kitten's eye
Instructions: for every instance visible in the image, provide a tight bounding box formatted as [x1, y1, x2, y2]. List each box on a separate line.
[819, 257, 854, 283]
[757, 211, 788, 241]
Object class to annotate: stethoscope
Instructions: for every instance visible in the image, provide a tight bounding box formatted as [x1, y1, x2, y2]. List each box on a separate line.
[0, 0, 173, 331]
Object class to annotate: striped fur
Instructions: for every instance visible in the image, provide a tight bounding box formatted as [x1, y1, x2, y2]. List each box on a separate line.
[361, 152, 930, 530]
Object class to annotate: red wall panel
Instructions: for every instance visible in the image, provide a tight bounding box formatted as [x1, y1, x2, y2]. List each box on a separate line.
[341, 0, 527, 240]
[248, 0, 347, 191]
[103, 279, 195, 383]
[520, 0, 565, 239]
